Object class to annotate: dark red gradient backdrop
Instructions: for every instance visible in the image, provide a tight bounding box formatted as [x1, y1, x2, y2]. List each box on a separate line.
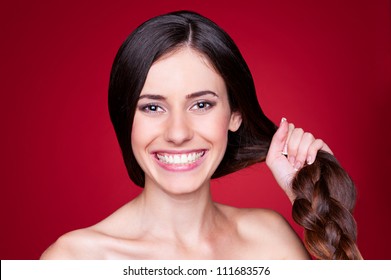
[1, 0, 390, 259]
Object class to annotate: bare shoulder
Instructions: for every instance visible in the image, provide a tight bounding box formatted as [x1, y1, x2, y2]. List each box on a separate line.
[218, 205, 310, 259]
[40, 202, 142, 260]
[40, 228, 108, 260]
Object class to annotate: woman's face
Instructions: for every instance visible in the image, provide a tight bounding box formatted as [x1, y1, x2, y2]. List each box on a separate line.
[131, 48, 241, 194]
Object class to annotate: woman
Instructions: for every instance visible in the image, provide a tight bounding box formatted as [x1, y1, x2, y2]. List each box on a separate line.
[41, 11, 361, 260]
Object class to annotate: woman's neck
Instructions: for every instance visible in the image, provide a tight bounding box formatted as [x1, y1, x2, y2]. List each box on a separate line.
[132, 180, 222, 246]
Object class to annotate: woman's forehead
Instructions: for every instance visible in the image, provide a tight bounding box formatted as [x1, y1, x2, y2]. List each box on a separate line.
[142, 48, 227, 97]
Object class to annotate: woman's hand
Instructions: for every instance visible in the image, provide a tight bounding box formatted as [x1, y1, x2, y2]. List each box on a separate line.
[266, 118, 333, 203]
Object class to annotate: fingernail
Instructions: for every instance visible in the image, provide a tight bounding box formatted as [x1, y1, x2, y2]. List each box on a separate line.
[282, 143, 288, 155]
[280, 117, 287, 125]
[307, 156, 313, 165]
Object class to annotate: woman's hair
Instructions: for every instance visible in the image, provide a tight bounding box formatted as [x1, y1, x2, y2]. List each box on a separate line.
[108, 10, 361, 259]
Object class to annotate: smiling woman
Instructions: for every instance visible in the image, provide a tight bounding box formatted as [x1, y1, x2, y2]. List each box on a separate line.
[40, 10, 362, 260]
[131, 48, 241, 195]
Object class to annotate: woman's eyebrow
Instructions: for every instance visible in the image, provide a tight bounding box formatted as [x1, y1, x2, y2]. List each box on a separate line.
[139, 91, 218, 100]
[138, 94, 166, 100]
[185, 91, 218, 99]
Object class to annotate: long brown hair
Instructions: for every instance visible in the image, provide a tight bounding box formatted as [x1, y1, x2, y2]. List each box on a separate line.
[108, 10, 361, 259]
[292, 151, 361, 259]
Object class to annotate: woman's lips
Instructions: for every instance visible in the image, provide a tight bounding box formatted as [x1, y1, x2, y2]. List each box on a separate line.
[152, 150, 207, 171]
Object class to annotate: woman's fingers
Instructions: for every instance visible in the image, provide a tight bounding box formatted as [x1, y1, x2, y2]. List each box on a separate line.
[282, 123, 294, 155]
[293, 132, 315, 169]
[266, 118, 297, 202]
[267, 117, 334, 204]
[307, 139, 333, 164]
[287, 127, 304, 168]
[284, 123, 333, 169]
[266, 117, 289, 164]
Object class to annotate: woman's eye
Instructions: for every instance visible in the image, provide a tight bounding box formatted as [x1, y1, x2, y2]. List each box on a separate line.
[191, 101, 213, 111]
[140, 104, 164, 113]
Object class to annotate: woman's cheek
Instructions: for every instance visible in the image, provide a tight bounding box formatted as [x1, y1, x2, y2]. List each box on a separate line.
[193, 115, 231, 142]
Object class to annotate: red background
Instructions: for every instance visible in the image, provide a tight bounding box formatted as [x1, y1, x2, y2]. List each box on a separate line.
[1, 0, 390, 259]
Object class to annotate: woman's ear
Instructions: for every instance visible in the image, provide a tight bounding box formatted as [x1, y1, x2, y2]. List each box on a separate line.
[229, 111, 242, 132]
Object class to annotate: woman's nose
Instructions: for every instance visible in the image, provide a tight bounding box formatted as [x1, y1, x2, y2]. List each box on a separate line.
[164, 112, 194, 145]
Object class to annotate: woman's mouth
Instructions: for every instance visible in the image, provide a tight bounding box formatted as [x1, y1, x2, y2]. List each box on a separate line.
[153, 150, 207, 171]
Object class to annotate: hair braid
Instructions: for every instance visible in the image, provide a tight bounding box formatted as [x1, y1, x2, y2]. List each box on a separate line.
[291, 150, 362, 259]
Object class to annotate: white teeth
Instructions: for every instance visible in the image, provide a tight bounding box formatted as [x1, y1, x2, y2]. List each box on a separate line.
[156, 151, 204, 165]
[181, 154, 187, 162]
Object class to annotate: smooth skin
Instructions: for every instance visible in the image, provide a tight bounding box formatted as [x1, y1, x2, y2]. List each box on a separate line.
[41, 48, 332, 260]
